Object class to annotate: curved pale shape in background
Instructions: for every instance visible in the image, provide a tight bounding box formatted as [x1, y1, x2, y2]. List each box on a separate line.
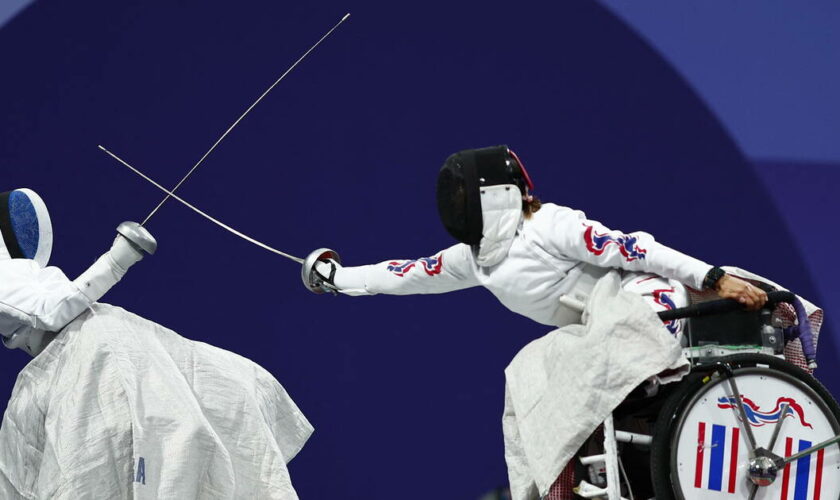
[0, 0, 33, 29]
[600, 0, 840, 163]
[599, 0, 840, 401]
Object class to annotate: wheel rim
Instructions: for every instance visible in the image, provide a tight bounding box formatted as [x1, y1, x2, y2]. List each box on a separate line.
[669, 366, 840, 500]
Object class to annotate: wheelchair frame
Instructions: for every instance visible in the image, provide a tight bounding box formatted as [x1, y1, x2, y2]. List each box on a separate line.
[570, 292, 840, 500]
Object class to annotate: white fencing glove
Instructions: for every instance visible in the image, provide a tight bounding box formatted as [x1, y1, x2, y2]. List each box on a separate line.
[108, 233, 145, 272]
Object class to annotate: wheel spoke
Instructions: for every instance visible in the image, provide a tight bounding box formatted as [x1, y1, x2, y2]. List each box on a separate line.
[779, 434, 840, 466]
[766, 402, 788, 453]
[748, 483, 759, 500]
[723, 374, 758, 456]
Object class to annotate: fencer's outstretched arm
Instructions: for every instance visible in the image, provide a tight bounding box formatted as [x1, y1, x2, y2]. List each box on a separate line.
[0, 222, 156, 355]
[73, 222, 156, 308]
[539, 206, 712, 289]
[313, 243, 480, 296]
[538, 206, 767, 308]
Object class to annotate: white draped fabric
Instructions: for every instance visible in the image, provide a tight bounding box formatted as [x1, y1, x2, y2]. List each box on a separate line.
[0, 304, 312, 499]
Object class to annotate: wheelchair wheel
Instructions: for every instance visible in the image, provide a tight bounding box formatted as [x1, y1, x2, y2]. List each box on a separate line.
[651, 354, 840, 500]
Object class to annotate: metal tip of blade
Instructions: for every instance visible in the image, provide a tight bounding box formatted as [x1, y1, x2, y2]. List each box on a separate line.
[342, 13, 351, 21]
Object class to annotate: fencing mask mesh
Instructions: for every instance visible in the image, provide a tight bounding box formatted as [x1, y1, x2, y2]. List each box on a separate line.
[0, 188, 53, 267]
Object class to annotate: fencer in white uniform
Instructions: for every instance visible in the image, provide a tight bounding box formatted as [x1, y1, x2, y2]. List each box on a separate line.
[0, 188, 311, 499]
[0, 188, 156, 356]
[309, 146, 766, 333]
[304, 146, 767, 497]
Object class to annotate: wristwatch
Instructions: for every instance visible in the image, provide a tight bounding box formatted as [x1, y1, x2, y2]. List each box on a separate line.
[703, 266, 726, 290]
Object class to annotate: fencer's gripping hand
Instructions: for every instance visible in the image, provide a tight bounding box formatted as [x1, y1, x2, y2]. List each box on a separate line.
[74, 222, 157, 304]
[108, 235, 144, 272]
[313, 259, 341, 295]
[109, 221, 157, 273]
[715, 274, 768, 311]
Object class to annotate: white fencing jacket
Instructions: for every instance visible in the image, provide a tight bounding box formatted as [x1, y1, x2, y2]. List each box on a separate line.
[333, 203, 710, 498]
[335, 203, 712, 326]
[0, 257, 126, 355]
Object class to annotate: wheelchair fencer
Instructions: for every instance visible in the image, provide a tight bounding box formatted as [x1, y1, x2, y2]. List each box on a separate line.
[562, 286, 840, 500]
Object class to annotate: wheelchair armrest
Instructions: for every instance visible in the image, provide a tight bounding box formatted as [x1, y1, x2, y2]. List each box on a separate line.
[656, 291, 795, 321]
[658, 291, 818, 369]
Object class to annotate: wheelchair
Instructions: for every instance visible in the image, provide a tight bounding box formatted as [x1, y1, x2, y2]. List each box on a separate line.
[564, 288, 840, 500]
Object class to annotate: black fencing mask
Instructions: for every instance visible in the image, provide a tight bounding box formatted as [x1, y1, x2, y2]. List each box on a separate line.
[436, 145, 533, 245]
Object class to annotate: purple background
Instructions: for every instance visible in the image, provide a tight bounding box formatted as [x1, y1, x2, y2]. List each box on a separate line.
[0, 1, 837, 497]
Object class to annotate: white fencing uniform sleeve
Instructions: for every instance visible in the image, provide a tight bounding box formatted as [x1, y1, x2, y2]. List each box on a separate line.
[0, 233, 147, 355]
[0, 261, 94, 335]
[332, 243, 480, 296]
[25, 249, 133, 332]
[73, 253, 127, 304]
[543, 207, 712, 290]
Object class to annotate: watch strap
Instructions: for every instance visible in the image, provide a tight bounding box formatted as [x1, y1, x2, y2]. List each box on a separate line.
[703, 266, 726, 290]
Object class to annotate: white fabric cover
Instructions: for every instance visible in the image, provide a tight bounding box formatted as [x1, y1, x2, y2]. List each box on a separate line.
[0, 304, 312, 499]
[502, 271, 689, 499]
